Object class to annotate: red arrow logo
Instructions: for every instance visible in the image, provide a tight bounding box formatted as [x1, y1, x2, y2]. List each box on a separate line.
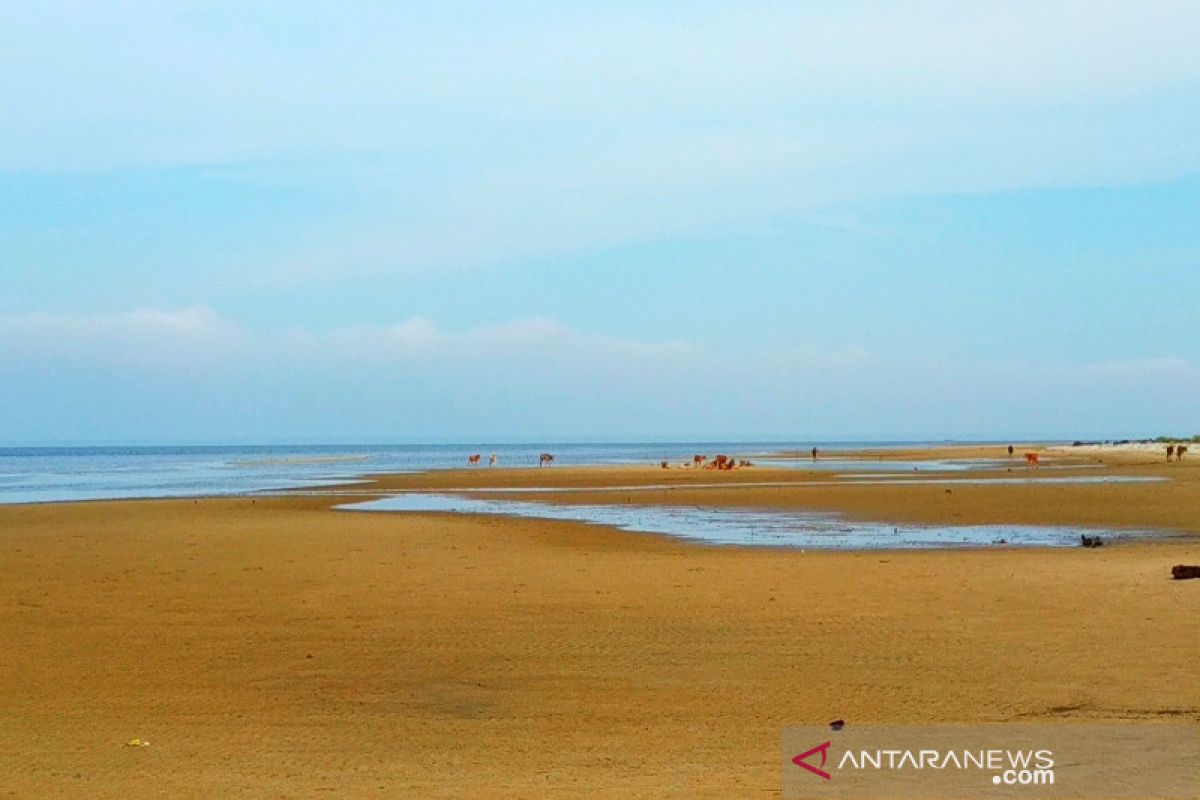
[792, 741, 833, 780]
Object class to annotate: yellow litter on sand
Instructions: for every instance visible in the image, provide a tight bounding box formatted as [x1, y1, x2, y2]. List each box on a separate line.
[124, 738, 151, 747]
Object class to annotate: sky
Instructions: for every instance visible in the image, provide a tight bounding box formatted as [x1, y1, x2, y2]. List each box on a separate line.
[2, 1, 1199, 444]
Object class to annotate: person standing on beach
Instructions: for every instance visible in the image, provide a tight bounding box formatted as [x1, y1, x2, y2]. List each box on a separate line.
[811, 447, 818, 461]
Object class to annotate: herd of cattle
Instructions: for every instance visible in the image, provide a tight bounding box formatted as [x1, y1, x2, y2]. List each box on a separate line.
[466, 452, 554, 467]
[463, 452, 754, 469]
[1028, 445, 1188, 466]
[466, 445, 1190, 469]
[678, 454, 752, 470]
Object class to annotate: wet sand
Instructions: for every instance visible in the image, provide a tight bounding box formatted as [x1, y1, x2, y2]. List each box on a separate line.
[2, 446, 1198, 797]
[359, 445, 1200, 532]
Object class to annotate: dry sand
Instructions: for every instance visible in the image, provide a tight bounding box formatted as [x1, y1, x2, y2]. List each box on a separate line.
[1, 447, 1198, 797]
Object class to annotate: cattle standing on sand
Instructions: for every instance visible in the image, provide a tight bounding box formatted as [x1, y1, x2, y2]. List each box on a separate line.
[1167, 445, 1176, 462]
[468, 454, 481, 466]
[1024, 452, 1039, 468]
[693, 455, 706, 468]
[539, 452, 554, 467]
[1178, 445, 1188, 461]
[702, 455, 736, 471]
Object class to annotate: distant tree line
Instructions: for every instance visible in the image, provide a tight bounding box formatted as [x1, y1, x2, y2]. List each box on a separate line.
[1069, 435, 1200, 446]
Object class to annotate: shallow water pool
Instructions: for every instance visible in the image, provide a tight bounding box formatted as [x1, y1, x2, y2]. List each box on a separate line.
[341, 493, 1166, 549]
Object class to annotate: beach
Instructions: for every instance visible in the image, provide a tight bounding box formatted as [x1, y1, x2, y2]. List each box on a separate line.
[1, 447, 1198, 797]
[359, 445, 1200, 532]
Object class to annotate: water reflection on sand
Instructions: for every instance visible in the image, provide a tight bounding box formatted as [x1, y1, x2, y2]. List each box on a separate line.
[342, 492, 1169, 550]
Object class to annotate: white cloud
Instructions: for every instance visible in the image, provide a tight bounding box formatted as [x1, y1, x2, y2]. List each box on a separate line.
[5, 2, 1199, 169]
[8, 307, 1195, 391]
[0, 307, 694, 373]
[2, 306, 1196, 440]
[4, 3, 1198, 281]
[0, 306, 243, 372]
[4, 2, 1198, 184]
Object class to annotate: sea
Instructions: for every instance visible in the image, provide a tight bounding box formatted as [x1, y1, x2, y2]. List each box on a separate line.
[0, 441, 962, 505]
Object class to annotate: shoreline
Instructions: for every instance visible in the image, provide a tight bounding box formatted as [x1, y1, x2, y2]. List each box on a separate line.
[2, 440, 1190, 506]
[5, 443, 1198, 542]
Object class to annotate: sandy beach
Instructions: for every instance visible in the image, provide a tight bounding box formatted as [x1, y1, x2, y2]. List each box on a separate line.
[2, 446, 1198, 797]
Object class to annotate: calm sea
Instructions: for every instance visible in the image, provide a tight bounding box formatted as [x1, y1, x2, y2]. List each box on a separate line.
[0, 441, 972, 505]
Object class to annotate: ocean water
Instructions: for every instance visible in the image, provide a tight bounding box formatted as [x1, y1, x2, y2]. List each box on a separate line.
[0, 441, 943, 505]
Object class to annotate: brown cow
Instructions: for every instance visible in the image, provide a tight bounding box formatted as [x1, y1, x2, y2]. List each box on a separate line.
[539, 452, 554, 467]
[1167, 445, 1176, 462]
[468, 454, 481, 466]
[1024, 452, 1039, 468]
[1178, 445, 1188, 461]
[692, 455, 707, 468]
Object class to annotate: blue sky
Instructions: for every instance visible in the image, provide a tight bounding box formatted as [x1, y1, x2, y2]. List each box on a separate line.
[2, 2, 1199, 443]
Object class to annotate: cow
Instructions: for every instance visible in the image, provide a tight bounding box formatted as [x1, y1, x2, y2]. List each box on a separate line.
[1024, 452, 1039, 468]
[1167, 445, 1176, 462]
[468, 454, 481, 466]
[539, 452, 554, 467]
[692, 455, 707, 468]
[1178, 445, 1189, 461]
[489, 454, 498, 467]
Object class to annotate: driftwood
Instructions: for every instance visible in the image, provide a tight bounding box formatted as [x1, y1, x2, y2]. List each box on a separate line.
[1171, 565, 1200, 580]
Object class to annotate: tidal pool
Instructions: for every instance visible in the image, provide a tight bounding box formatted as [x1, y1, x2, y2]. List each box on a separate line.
[340, 493, 1167, 549]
